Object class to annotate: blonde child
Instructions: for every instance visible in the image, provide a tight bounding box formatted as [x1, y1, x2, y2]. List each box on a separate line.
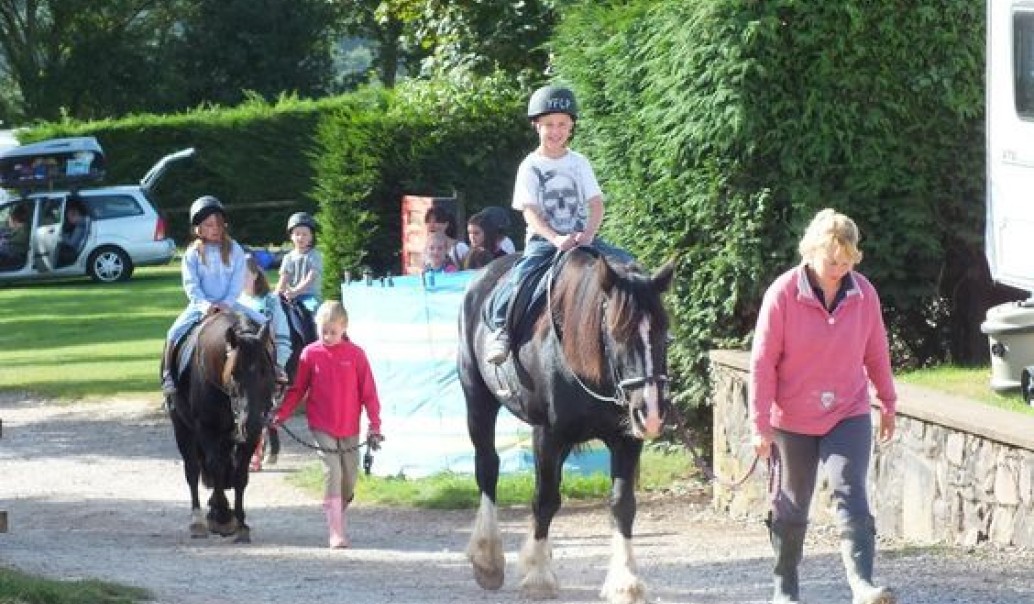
[272, 301, 383, 548]
[160, 196, 247, 396]
[424, 231, 459, 274]
[275, 212, 323, 314]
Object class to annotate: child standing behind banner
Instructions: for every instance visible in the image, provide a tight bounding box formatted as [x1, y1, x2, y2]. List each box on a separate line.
[271, 300, 383, 548]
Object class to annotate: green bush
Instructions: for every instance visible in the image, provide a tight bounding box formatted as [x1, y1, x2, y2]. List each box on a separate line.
[552, 1, 987, 418]
[312, 72, 533, 286]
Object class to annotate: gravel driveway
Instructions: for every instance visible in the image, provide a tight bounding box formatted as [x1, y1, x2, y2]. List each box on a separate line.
[0, 394, 1031, 604]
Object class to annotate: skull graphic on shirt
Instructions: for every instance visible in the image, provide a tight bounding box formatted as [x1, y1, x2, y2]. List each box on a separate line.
[538, 170, 586, 235]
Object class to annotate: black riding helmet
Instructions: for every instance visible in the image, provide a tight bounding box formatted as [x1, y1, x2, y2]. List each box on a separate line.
[190, 195, 225, 226]
[286, 211, 317, 235]
[527, 85, 578, 122]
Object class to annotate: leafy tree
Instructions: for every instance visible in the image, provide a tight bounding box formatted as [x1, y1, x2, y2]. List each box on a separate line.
[413, 0, 560, 77]
[0, 0, 188, 121]
[333, 0, 424, 87]
[172, 0, 341, 108]
[334, 0, 561, 86]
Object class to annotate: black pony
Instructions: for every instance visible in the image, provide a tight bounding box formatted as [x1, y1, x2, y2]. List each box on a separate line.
[459, 249, 674, 604]
[168, 311, 276, 543]
[257, 295, 317, 463]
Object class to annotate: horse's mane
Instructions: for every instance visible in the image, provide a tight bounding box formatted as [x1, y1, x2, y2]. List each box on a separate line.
[196, 313, 267, 390]
[548, 250, 668, 386]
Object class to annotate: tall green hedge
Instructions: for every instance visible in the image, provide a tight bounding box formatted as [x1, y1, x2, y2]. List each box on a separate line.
[311, 73, 533, 287]
[19, 92, 384, 244]
[553, 0, 989, 410]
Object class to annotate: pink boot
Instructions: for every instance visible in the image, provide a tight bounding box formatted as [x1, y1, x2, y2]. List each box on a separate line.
[250, 434, 264, 472]
[323, 496, 349, 548]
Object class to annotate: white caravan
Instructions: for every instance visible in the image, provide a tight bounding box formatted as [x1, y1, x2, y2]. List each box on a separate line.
[986, 0, 1034, 290]
[983, 0, 1034, 395]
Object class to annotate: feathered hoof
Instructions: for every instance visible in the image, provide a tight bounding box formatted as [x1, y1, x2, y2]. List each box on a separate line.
[600, 574, 646, 604]
[473, 563, 504, 591]
[189, 521, 208, 539]
[854, 586, 896, 604]
[519, 569, 559, 600]
[233, 526, 251, 544]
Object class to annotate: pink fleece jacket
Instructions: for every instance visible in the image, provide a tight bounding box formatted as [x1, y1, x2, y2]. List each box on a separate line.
[749, 264, 896, 438]
[275, 337, 382, 439]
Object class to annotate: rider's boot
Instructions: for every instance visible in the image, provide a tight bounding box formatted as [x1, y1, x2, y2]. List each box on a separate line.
[486, 329, 511, 365]
[160, 341, 177, 406]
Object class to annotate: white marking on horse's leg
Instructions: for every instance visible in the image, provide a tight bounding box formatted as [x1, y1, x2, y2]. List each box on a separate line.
[518, 529, 559, 599]
[600, 531, 646, 604]
[638, 318, 661, 438]
[189, 509, 207, 538]
[466, 493, 505, 590]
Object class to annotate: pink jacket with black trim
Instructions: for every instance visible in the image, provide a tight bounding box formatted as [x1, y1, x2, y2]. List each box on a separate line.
[749, 264, 897, 438]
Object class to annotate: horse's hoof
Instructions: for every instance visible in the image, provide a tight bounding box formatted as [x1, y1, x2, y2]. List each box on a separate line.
[207, 517, 238, 537]
[234, 528, 252, 544]
[519, 574, 559, 600]
[600, 575, 646, 604]
[472, 563, 504, 591]
[189, 522, 208, 539]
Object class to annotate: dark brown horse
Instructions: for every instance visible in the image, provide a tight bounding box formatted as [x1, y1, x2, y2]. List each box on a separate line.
[167, 311, 276, 543]
[459, 248, 674, 604]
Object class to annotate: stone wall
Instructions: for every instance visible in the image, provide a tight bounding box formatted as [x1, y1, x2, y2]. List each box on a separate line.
[709, 349, 1034, 548]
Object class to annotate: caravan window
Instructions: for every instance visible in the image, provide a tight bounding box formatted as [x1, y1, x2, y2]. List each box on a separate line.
[1017, 11, 1034, 119]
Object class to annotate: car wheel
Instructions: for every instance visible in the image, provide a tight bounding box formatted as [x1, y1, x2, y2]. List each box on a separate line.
[87, 247, 134, 283]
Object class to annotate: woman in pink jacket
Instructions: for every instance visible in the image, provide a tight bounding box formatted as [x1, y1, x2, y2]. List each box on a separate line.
[273, 300, 383, 548]
[750, 208, 896, 604]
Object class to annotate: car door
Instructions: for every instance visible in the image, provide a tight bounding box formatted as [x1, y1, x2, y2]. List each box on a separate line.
[34, 196, 64, 271]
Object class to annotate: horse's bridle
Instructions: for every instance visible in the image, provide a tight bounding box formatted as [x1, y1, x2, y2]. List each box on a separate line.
[545, 251, 669, 408]
[209, 332, 276, 444]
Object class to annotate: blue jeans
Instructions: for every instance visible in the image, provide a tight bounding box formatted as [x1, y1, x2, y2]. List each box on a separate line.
[488, 236, 633, 330]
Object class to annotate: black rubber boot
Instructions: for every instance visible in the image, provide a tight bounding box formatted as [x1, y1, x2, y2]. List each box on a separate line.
[840, 517, 896, 604]
[767, 517, 807, 603]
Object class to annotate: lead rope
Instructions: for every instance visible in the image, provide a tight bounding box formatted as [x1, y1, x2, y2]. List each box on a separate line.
[666, 403, 761, 490]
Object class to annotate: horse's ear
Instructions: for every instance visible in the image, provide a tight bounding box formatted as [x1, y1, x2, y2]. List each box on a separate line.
[596, 256, 618, 292]
[652, 258, 676, 293]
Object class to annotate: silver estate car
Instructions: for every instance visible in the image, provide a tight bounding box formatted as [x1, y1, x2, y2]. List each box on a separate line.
[0, 138, 192, 283]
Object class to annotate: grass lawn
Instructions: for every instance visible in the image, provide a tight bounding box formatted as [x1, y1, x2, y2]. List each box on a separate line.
[0, 566, 151, 604]
[288, 444, 699, 509]
[0, 265, 183, 401]
[897, 364, 1034, 416]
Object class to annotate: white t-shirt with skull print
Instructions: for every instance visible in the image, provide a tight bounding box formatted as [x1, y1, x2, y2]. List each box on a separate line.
[512, 149, 602, 237]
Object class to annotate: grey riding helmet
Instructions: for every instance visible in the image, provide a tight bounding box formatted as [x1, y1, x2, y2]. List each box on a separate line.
[190, 195, 226, 226]
[286, 211, 317, 234]
[527, 85, 578, 122]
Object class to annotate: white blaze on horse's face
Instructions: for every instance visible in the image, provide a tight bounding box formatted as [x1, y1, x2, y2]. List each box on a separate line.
[637, 317, 662, 439]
